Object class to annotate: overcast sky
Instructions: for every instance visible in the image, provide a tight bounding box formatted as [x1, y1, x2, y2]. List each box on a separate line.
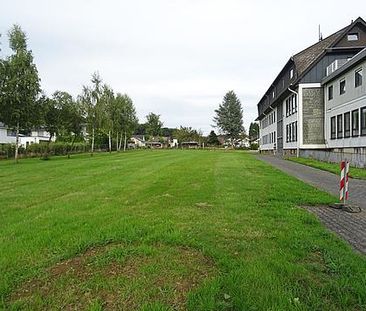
[1, 0, 366, 134]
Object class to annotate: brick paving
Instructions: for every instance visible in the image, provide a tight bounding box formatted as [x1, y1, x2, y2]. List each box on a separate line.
[258, 155, 366, 254]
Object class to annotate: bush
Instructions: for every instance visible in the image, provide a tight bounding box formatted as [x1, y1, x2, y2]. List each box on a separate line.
[0, 142, 89, 159]
[26, 142, 89, 157]
[0, 144, 26, 159]
[250, 143, 259, 150]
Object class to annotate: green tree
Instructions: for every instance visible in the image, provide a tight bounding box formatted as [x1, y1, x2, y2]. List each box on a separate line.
[115, 94, 138, 151]
[39, 95, 62, 159]
[145, 113, 163, 138]
[79, 72, 102, 156]
[53, 91, 84, 158]
[173, 126, 202, 144]
[207, 130, 220, 146]
[249, 122, 259, 142]
[0, 25, 41, 162]
[213, 90, 243, 147]
[99, 85, 115, 153]
[134, 124, 146, 136]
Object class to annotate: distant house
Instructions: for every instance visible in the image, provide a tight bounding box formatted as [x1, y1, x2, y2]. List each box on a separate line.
[0, 122, 55, 148]
[169, 138, 178, 148]
[130, 135, 146, 148]
[180, 141, 199, 149]
[145, 141, 163, 148]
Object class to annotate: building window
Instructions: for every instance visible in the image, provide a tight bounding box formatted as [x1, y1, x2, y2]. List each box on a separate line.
[361, 107, 366, 136]
[337, 114, 343, 138]
[344, 112, 350, 138]
[352, 109, 359, 136]
[340, 79, 346, 95]
[295, 121, 297, 142]
[290, 69, 294, 79]
[355, 68, 363, 88]
[294, 95, 297, 113]
[347, 33, 359, 41]
[328, 85, 333, 100]
[272, 90, 275, 98]
[331, 116, 336, 139]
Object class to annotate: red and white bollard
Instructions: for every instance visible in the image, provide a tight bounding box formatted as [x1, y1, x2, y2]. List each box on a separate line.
[339, 160, 350, 204]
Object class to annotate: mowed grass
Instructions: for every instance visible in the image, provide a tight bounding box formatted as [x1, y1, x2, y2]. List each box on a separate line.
[288, 156, 366, 180]
[1, 150, 366, 310]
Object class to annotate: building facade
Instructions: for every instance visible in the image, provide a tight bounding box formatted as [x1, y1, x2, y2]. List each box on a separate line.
[323, 48, 366, 156]
[257, 17, 366, 162]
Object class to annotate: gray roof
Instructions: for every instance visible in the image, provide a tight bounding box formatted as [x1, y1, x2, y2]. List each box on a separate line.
[292, 27, 347, 79]
[322, 47, 366, 84]
[256, 17, 366, 120]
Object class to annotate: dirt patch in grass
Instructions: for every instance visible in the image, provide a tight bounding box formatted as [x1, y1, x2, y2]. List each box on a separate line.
[9, 243, 217, 310]
[195, 202, 213, 209]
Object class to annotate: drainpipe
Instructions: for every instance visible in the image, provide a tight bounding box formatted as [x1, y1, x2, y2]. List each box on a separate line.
[288, 85, 299, 158]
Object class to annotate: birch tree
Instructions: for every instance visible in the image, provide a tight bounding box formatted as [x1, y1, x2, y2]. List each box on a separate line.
[115, 94, 138, 151]
[0, 25, 41, 162]
[79, 73, 102, 156]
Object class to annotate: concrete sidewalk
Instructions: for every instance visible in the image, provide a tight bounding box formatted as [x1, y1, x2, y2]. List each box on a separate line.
[258, 155, 366, 254]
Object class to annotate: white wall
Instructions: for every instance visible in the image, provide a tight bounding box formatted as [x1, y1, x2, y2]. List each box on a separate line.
[259, 109, 277, 151]
[0, 128, 16, 144]
[283, 92, 299, 150]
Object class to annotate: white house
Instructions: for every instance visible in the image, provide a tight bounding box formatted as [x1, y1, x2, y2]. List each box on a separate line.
[130, 135, 146, 148]
[0, 122, 55, 148]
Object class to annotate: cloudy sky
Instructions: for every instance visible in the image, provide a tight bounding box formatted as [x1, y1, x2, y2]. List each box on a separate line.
[1, 0, 366, 134]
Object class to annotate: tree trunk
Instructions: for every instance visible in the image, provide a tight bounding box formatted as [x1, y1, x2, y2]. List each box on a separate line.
[91, 127, 95, 157]
[119, 132, 123, 151]
[43, 134, 53, 160]
[116, 132, 119, 152]
[68, 135, 76, 159]
[123, 131, 127, 152]
[108, 130, 112, 153]
[14, 122, 19, 163]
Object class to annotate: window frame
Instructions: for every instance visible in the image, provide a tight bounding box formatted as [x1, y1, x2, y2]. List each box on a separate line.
[328, 85, 333, 100]
[337, 114, 343, 139]
[290, 69, 294, 79]
[355, 68, 363, 88]
[352, 109, 359, 137]
[344, 112, 350, 138]
[330, 116, 336, 140]
[347, 33, 359, 41]
[340, 79, 346, 95]
[361, 106, 366, 136]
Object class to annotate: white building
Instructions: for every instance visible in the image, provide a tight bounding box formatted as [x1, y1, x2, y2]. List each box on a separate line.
[257, 17, 366, 164]
[323, 48, 366, 154]
[0, 122, 55, 148]
[259, 110, 277, 152]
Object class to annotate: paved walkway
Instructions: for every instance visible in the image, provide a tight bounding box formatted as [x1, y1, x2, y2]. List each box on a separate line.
[258, 155, 366, 254]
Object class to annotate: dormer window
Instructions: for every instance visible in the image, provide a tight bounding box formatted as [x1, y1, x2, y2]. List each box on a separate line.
[347, 33, 359, 41]
[272, 91, 275, 98]
[290, 69, 294, 79]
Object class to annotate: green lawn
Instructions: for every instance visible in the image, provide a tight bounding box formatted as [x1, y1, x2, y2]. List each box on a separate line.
[1, 150, 366, 310]
[288, 156, 366, 180]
